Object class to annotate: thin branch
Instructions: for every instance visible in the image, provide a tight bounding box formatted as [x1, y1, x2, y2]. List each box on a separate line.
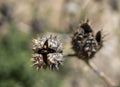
[63, 54, 118, 87]
[85, 61, 117, 87]
[63, 54, 76, 58]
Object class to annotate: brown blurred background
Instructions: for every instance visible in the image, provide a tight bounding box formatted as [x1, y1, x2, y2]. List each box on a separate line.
[0, 0, 120, 87]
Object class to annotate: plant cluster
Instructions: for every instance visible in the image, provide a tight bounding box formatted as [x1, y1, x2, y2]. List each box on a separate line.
[31, 20, 117, 87]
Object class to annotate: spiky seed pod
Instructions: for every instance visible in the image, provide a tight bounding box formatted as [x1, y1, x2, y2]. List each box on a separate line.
[31, 35, 63, 70]
[72, 21, 103, 62]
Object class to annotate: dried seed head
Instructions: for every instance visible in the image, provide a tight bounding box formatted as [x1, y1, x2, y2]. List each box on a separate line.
[31, 35, 63, 70]
[72, 21, 103, 61]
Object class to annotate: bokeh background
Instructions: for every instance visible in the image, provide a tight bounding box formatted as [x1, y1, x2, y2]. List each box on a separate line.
[0, 0, 120, 87]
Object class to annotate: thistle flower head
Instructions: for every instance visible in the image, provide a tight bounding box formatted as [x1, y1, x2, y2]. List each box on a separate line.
[72, 21, 103, 61]
[31, 35, 63, 70]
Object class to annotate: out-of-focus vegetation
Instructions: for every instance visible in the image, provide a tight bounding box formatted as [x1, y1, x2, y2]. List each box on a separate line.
[0, 0, 120, 87]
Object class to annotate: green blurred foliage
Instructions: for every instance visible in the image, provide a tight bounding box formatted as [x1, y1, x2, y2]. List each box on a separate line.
[0, 22, 64, 87]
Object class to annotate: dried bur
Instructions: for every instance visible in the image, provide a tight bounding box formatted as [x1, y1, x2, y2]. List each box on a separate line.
[72, 20, 103, 62]
[30, 20, 117, 87]
[31, 35, 63, 70]
[71, 20, 117, 87]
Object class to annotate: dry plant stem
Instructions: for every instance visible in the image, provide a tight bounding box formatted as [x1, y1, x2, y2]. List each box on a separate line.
[63, 54, 76, 58]
[85, 61, 117, 87]
[64, 54, 117, 87]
